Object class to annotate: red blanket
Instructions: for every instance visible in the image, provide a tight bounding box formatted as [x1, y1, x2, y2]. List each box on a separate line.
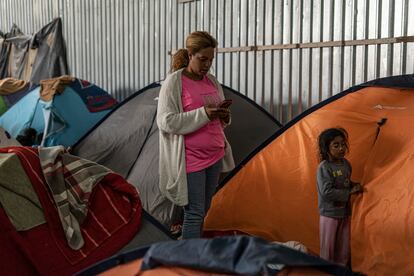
[0, 147, 142, 275]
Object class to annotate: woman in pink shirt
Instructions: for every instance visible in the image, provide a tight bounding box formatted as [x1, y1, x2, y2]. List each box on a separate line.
[157, 31, 235, 239]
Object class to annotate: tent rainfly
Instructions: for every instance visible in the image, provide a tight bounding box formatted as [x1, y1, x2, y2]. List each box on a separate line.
[204, 74, 414, 275]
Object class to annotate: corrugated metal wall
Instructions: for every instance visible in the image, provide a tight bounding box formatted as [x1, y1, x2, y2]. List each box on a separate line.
[1, 0, 413, 123]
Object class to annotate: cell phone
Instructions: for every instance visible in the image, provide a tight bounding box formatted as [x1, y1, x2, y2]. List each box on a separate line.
[219, 99, 232, 108]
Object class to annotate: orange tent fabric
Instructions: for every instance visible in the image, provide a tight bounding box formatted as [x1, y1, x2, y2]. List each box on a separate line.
[204, 86, 414, 275]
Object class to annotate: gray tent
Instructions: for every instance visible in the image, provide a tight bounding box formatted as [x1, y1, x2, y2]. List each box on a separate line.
[0, 18, 68, 83]
[117, 210, 172, 252]
[73, 82, 281, 228]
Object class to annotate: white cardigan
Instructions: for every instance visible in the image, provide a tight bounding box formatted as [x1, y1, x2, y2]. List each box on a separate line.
[157, 68, 235, 206]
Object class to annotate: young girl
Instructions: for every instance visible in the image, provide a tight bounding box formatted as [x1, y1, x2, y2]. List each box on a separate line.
[316, 127, 363, 266]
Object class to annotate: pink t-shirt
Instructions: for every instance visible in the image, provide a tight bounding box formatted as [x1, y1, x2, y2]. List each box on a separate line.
[181, 74, 225, 173]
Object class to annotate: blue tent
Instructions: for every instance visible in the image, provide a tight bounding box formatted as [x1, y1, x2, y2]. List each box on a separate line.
[0, 78, 117, 147]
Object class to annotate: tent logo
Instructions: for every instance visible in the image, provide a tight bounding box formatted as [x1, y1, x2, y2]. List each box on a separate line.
[372, 104, 407, 110]
[79, 79, 93, 89]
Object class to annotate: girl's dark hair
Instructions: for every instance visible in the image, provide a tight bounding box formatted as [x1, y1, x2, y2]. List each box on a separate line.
[170, 31, 218, 72]
[318, 127, 349, 161]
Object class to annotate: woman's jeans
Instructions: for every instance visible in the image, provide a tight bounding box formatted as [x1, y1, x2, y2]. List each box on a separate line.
[182, 159, 222, 239]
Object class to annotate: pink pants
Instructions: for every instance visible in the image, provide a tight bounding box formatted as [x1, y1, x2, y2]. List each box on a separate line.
[319, 215, 350, 266]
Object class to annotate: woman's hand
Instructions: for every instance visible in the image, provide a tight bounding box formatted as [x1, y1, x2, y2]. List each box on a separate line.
[218, 108, 230, 124]
[205, 106, 230, 121]
[204, 106, 219, 120]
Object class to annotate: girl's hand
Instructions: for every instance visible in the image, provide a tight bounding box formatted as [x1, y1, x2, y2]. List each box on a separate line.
[350, 184, 363, 194]
[351, 181, 360, 187]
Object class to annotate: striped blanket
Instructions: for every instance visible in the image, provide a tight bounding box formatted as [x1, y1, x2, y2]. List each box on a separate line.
[0, 146, 142, 275]
[39, 146, 112, 250]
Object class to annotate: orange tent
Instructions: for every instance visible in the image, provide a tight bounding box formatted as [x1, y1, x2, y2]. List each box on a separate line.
[204, 75, 414, 275]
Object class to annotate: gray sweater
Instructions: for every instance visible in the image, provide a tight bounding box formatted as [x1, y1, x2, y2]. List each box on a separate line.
[157, 69, 235, 206]
[316, 159, 352, 218]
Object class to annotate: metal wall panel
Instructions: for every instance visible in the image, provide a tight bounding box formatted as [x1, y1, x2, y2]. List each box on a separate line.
[1, 0, 413, 123]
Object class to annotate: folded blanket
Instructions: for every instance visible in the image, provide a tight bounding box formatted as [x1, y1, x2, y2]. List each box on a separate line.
[0, 152, 45, 230]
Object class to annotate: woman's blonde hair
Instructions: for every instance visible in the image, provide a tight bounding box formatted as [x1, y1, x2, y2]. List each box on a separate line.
[170, 31, 218, 72]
